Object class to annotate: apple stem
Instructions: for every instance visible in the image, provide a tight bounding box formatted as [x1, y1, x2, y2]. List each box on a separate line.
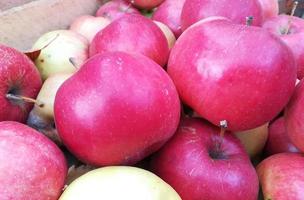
[69, 57, 79, 69]
[246, 16, 254, 26]
[6, 94, 44, 107]
[219, 120, 228, 138]
[284, 1, 299, 35]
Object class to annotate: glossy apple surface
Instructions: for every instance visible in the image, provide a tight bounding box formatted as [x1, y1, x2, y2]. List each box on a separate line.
[168, 17, 296, 131]
[150, 118, 259, 200]
[257, 153, 304, 200]
[32, 30, 89, 80]
[263, 14, 304, 79]
[54, 52, 180, 166]
[152, 0, 186, 37]
[0, 45, 42, 122]
[234, 123, 269, 158]
[60, 166, 181, 200]
[90, 14, 169, 67]
[96, 0, 140, 21]
[181, 0, 263, 30]
[0, 121, 67, 200]
[286, 80, 304, 152]
[258, 0, 279, 20]
[265, 117, 300, 156]
[126, 0, 164, 9]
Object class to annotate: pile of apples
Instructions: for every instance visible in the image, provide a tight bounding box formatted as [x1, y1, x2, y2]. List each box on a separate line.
[1, 0, 304, 199]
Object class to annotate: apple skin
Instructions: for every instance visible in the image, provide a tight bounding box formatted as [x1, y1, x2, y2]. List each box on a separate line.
[60, 166, 181, 200]
[168, 17, 296, 131]
[263, 14, 304, 79]
[0, 121, 67, 200]
[32, 30, 89, 80]
[70, 15, 111, 42]
[286, 80, 304, 152]
[125, 0, 165, 9]
[258, 0, 279, 20]
[54, 52, 181, 166]
[265, 117, 300, 156]
[234, 123, 269, 158]
[153, 21, 176, 49]
[181, 0, 263, 31]
[0, 45, 42, 122]
[152, 0, 186, 37]
[150, 118, 259, 200]
[96, 0, 140, 21]
[257, 153, 304, 200]
[90, 14, 169, 67]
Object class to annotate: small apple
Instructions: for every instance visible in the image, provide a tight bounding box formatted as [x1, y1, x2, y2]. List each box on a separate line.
[90, 14, 169, 67]
[70, 15, 111, 42]
[181, 0, 264, 30]
[234, 123, 269, 158]
[126, 0, 165, 9]
[263, 14, 304, 79]
[150, 118, 259, 200]
[168, 17, 296, 131]
[0, 121, 67, 200]
[27, 73, 73, 144]
[54, 52, 180, 166]
[0, 45, 42, 122]
[60, 166, 181, 200]
[286, 80, 304, 152]
[152, 0, 186, 37]
[32, 30, 89, 80]
[257, 153, 304, 200]
[153, 21, 176, 49]
[264, 117, 300, 156]
[96, 0, 140, 21]
[258, 0, 279, 20]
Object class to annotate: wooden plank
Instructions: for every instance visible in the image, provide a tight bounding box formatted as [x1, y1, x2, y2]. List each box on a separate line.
[0, 0, 102, 51]
[0, 0, 36, 11]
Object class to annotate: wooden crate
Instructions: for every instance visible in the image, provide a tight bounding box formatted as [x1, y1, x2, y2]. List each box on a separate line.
[0, 0, 102, 51]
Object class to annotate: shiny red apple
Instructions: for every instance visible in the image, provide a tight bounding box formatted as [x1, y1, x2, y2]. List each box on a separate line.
[168, 17, 296, 131]
[265, 116, 300, 156]
[0, 45, 42, 122]
[263, 14, 304, 79]
[54, 52, 180, 166]
[150, 118, 259, 200]
[126, 0, 164, 9]
[152, 0, 186, 37]
[0, 121, 67, 200]
[257, 153, 304, 200]
[181, 0, 264, 30]
[286, 80, 304, 152]
[96, 0, 140, 21]
[258, 0, 279, 20]
[90, 14, 169, 67]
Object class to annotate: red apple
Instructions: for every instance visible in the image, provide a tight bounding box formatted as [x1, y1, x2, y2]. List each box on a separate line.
[152, 0, 186, 37]
[70, 15, 111, 42]
[150, 118, 259, 200]
[126, 0, 165, 9]
[263, 14, 304, 79]
[258, 0, 279, 20]
[90, 14, 169, 67]
[96, 0, 140, 21]
[257, 153, 304, 200]
[181, 0, 264, 31]
[0, 45, 42, 122]
[286, 80, 304, 152]
[0, 121, 67, 199]
[234, 123, 269, 158]
[168, 17, 296, 131]
[265, 117, 300, 156]
[54, 52, 181, 166]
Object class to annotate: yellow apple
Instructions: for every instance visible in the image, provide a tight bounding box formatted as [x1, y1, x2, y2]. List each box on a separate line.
[234, 123, 269, 158]
[59, 166, 181, 200]
[32, 30, 89, 80]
